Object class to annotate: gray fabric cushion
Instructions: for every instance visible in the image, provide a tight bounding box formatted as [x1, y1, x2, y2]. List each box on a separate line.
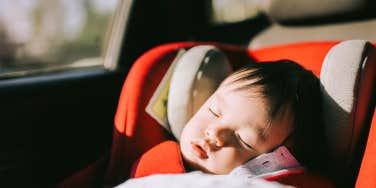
[167, 45, 232, 140]
[320, 40, 376, 182]
[257, 0, 365, 22]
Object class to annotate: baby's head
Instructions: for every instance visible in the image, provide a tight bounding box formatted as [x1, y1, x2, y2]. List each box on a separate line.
[180, 60, 326, 174]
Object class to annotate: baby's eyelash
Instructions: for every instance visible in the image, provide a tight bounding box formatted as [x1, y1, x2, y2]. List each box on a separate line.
[208, 107, 220, 117]
[236, 133, 255, 151]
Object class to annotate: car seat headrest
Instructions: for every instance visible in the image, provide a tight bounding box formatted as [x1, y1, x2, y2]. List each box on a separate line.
[167, 45, 232, 140]
[320, 40, 376, 184]
[257, 0, 366, 23]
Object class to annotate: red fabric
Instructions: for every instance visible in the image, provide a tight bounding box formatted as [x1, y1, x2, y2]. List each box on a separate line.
[105, 43, 194, 186]
[130, 141, 186, 178]
[356, 111, 376, 188]
[250, 41, 340, 76]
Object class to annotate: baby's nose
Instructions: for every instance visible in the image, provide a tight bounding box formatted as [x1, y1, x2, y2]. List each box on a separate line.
[204, 128, 225, 148]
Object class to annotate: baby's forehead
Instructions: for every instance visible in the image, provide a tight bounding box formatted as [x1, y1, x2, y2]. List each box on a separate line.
[215, 80, 269, 114]
[217, 78, 295, 121]
[218, 77, 264, 98]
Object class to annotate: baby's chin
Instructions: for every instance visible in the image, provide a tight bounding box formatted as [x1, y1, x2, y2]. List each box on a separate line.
[180, 140, 232, 174]
[181, 154, 231, 174]
[180, 148, 209, 173]
[182, 156, 211, 173]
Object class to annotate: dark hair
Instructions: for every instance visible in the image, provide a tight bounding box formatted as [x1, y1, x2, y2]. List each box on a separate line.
[226, 60, 327, 173]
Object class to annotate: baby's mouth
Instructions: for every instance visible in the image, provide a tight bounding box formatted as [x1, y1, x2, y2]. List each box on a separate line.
[190, 142, 208, 159]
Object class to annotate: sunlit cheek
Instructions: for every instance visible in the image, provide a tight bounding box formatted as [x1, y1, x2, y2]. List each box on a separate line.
[187, 113, 213, 135]
[208, 148, 246, 174]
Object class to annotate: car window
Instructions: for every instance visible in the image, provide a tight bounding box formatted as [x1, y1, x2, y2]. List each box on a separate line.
[0, 0, 120, 79]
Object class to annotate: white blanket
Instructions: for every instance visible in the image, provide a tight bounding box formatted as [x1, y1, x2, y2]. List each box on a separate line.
[115, 171, 293, 188]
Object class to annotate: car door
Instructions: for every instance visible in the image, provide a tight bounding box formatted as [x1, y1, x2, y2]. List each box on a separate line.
[0, 0, 131, 187]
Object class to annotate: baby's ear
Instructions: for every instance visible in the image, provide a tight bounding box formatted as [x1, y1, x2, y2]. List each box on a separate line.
[168, 45, 232, 140]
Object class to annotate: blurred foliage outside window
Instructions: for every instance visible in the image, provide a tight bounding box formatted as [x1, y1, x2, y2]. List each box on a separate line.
[0, 0, 119, 78]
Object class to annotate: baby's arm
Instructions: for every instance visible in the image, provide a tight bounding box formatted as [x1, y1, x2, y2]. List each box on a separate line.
[115, 171, 293, 188]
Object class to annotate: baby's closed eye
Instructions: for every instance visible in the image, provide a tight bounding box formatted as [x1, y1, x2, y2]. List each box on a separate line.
[235, 133, 256, 151]
[208, 107, 220, 118]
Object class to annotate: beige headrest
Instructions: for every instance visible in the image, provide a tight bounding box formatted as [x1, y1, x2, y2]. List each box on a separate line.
[320, 40, 376, 184]
[167, 45, 232, 140]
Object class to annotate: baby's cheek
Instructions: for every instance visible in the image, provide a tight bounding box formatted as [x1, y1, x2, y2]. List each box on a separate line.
[209, 148, 246, 174]
[184, 114, 210, 136]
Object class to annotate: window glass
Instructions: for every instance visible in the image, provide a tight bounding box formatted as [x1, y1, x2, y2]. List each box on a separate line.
[0, 0, 119, 78]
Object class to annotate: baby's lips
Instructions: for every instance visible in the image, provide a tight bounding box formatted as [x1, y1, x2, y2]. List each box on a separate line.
[190, 142, 208, 159]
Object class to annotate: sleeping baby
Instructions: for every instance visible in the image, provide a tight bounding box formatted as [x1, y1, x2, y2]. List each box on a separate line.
[116, 60, 328, 188]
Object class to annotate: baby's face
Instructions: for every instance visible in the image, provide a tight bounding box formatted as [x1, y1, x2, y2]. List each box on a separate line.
[179, 83, 294, 174]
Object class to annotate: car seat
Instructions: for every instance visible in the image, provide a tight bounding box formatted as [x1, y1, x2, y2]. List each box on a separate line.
[248, 0, 376, 49]
[57, 40, 375, 188]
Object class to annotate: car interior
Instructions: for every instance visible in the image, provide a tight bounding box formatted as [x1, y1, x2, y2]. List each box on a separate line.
[0, 0, 375, 187]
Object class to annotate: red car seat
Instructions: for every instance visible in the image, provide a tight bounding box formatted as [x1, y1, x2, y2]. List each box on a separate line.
[58, 41, 375, 188]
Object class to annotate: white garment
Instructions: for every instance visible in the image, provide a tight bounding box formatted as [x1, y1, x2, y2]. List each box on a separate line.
[115, 171, 293, 188]
[115, 146, 301, 188]
[230, 146, 303, 178]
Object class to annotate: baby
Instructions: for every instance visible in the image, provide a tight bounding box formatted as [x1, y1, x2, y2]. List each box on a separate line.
[117, 59, 327, 187]
[180, 59, 327, 175]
